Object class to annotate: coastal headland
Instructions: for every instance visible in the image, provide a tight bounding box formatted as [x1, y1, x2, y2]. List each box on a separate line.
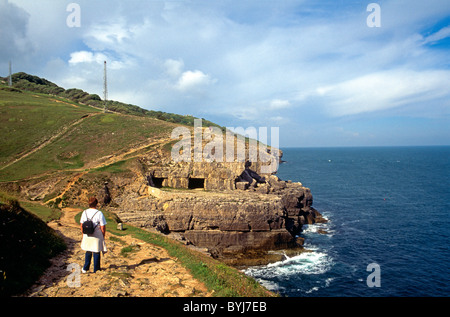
[8, 124, 327, 266]
[0, 74, 326, 295]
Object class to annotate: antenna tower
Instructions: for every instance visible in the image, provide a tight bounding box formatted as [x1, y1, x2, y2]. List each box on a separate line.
[8, 61, 12, 86]
[103, 61, 108, 113]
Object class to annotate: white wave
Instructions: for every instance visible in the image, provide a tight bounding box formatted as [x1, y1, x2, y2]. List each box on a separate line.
[301, 224, 319, 234]
[244, 213, 335, 294]
[305, 286, 320, 294]
[301, 222, 335, 237]
[255, 279, 284, 293]
[325, 277, 335, 287]
[244, 250, 334, 280]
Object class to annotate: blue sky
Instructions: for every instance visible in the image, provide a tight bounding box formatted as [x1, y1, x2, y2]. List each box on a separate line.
[1, 0, 450, 147]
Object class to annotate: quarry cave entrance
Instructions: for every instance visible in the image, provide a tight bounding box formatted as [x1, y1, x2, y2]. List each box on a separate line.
[188, 178, 205, 190]
[152, 177, 166, 188]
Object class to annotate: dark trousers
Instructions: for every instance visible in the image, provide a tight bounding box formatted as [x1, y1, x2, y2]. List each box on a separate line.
[83, 251, 101, 272]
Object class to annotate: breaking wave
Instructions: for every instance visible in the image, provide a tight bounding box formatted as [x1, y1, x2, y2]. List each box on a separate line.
[243, 222, 334, 295]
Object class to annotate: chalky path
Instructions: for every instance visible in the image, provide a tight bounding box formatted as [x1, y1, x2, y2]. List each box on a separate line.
[25, 208, 212, 297]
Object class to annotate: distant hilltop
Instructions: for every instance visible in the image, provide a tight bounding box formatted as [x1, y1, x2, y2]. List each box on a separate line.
[1, 72, 221, 129]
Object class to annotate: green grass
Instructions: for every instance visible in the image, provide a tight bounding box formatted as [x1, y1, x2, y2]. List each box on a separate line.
[0, 88, 96, 165]
[19, 201, 61, 223]
[0, 191, 61, 223]
[93, 160, 129, 173]
[0, 87, 177, 181]
[120, 244, 141, 257]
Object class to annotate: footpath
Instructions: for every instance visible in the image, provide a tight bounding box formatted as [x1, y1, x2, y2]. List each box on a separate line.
[24, 208, 212, 297]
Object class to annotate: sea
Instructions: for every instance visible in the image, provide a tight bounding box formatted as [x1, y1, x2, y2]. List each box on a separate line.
[244, 146, 450, 297]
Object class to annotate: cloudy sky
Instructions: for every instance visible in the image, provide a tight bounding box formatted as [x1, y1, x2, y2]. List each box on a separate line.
[2, 0, 450, 147]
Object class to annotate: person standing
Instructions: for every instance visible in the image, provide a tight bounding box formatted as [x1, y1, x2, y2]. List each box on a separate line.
[80, 197, 107, 273]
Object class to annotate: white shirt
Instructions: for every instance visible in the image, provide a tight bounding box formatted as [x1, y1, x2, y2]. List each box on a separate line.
[80, 208, 107, 228]
[80, 208, 107, 253]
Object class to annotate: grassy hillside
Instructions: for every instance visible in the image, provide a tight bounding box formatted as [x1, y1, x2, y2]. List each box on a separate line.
[0, 72, 225, 181]
[6, 72, 221, 128]
[0, 88, 97, 165]
[0, 86, 178, 181]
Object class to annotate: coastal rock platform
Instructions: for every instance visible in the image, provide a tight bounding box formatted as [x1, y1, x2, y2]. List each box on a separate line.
[110, 175, 327, 263]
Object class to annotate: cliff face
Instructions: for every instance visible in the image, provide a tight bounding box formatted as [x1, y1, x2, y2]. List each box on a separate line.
[110, 170, 326, 262]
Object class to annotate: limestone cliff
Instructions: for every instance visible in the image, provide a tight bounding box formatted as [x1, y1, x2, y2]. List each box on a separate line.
[105, 160, 326, 264]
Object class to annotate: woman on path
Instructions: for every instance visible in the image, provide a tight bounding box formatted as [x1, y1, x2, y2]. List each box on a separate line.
[80, 197, 107, 273]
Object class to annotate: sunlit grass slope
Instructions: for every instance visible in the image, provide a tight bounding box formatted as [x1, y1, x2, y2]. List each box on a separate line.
[0, 87, 176, 181]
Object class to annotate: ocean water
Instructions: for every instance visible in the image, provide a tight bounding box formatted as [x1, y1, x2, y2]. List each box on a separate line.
[244, 146, 450, 297]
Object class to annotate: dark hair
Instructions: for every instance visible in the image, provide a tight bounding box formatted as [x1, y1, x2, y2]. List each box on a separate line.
[88, 197, 98, 208]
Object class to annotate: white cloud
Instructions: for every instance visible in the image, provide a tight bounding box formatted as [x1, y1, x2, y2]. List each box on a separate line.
[423, 26, 450, 44]
[176, 70, 216, 92]
[84, 20, 136, 49]
[0, 0, 32, 62]
[316, 69, 450, 116]
[164, 59, 184, 78]
[69, 51, 106, 64]
[269, 116, 287, 124]
[269, 99, 291, 110]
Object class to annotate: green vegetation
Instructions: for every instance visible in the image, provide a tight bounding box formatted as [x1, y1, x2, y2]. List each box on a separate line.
[0, 191, 61, 223]
[0, 87, 176, 181]
[120, 244, 141, 258]
[0, 200, 66, 296]
[0, 73, 226, 182]
[18, 201, 61, 223]
[6, 72, 222, 129]
[93, 160, 129, 174]
[0, 88, 96, 166]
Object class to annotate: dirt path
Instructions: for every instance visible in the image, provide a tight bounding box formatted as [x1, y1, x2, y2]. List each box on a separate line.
[84, 136, 173, 170]
[25, 208, 212, 297]
[1, 114, 98, 171]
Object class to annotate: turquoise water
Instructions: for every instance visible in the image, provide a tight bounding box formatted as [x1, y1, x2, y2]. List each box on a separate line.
[244, 146, 450, 297]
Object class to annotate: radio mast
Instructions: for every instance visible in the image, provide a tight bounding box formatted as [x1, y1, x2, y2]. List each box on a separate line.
[8, 61, 12, 86]
[103, 61, 108, 113]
